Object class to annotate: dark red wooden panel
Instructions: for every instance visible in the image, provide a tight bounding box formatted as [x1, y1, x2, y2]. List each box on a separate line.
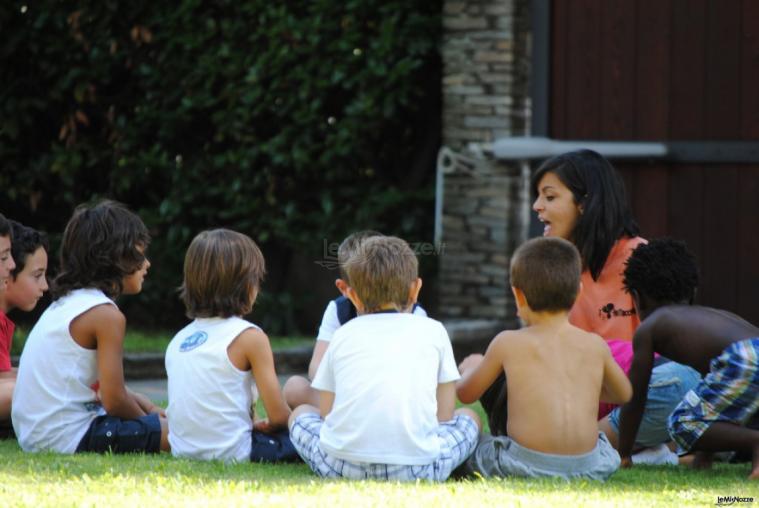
[564, 0, 601, 138]
[742, 0, 759, 140]
[630, 164, 669, 238]
[667, 166, 705, 281]
[599, 0, 636, 139]
[704, 0, 741, 139]
[669, 0, 706, 139]
[700, 166, 738, 310]
[736, 166, 759, 323]
[634, 0, 670, 140]
[550, 0, 569, 138]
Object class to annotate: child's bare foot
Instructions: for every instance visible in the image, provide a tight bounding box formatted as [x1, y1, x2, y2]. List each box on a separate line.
[750, 446, 759, 480]
[692, 451, 713, 470]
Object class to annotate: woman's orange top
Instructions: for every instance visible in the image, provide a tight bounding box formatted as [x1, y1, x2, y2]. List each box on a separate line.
[569, 236, 647, 342]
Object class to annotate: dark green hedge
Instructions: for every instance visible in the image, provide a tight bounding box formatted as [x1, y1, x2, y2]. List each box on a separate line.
[0, 1, 442, 333]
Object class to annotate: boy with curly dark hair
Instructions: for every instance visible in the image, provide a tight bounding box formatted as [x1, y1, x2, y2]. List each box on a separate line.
[617, 238, 759, 479]
[12, 201, 168, 454]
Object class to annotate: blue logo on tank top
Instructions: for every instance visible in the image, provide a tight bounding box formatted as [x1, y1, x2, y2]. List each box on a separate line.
[180, 331, 208, 352]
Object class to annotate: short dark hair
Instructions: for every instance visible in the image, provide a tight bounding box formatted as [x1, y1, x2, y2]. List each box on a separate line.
[510, 237, 581, 312]
[532, 149, 639, 280]
[9, 221, 49, 279]
[52, 200, 150, 300]
[344, 236, 418, 313]
[0, 213, 10, 239]
[337, 230, 383, 281]
[180, 229, 266, 318]
[623, 238, 699, 304]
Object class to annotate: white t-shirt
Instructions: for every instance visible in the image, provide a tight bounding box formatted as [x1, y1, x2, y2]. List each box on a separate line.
[312, 312, 459, 465]
[165, 316, 259, 462]
[315, 298, 427, 343]
[12, 288, 112, 453]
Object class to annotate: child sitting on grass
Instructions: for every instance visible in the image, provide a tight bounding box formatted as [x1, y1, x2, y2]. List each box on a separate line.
[166, 229, 295, 463]
[457, 237, 632, 480]
[615, 238, 759, 479]
[12, 201, 168, 454]
[283, 230, 426, 408]
[0, 221, 49, 435]
[289, 235, 480, 481]
[0, 214, 17, 434]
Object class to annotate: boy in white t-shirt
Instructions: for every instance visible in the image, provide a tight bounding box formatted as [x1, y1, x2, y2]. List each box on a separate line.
[288, 236, 481, 481]
[283, 230, 426, 409]
[165, 229, 296, 463]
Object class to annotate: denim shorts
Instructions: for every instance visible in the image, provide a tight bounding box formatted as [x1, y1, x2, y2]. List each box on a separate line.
[250, 429, 300, 463]
[76, 413, 162, 454]
[608, 361, 701, 447]
[290, 412, 479, 481]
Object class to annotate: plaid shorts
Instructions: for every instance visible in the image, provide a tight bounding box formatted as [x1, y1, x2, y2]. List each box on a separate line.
[290, 413, 479, 481]
[668, 338, 759, 452]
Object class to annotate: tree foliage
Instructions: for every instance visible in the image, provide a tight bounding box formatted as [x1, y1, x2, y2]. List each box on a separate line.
[0, 1, 442, 331]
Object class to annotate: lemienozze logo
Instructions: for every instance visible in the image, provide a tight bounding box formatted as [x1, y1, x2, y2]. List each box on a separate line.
[716, 496, 754, 506]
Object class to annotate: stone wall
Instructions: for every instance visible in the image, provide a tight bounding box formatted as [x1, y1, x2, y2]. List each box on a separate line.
[438, 0, 531, 327]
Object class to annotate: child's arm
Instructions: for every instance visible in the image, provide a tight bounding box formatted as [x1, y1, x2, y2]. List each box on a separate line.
[319, 390, 335, 418]
[308, 341, 329, 380]
[436, 382, 456, 422]
[243, 328, 291, 433]
[616, 324, 657, 465]
[456, 332, 508, 404]
[599, 342, 633, 405]
[130, 389, 166, 417]
[88, 306, 148, 418]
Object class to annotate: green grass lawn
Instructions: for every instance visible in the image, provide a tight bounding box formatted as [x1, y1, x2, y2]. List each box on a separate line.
[0, 439, 753, 507]
[10, 327, 312, 355]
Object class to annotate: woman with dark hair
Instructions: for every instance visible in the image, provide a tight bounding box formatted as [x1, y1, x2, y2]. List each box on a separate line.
[531, 149, 644, 341]
[479, 150, 645, 436]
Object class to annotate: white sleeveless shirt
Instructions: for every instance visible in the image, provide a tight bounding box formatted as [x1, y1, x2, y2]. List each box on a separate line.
[165, 316, 259, 462]
[12, 288, 113, 453]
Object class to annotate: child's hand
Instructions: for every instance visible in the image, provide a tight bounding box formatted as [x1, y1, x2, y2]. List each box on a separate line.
[458, 354, 484, 374]
[254, 418, 285, 434]
[620, 456, 633, 468]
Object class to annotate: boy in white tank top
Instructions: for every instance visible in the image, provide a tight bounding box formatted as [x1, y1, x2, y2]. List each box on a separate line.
[165, 229, 295, 463]
[11, 201, 168, 454]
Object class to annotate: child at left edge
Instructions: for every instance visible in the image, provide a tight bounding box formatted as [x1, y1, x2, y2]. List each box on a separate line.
[0, 213, 17, 432]
[11, 201, 168, 454]
[165, 229, 296, 463]
[0, 221, 50, 435]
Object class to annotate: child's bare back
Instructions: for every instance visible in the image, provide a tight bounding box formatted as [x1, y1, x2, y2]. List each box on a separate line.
[497, 321, 628, 455]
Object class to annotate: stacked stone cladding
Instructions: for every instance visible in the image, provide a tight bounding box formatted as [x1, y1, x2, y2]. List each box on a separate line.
[438, 0, 531, 324]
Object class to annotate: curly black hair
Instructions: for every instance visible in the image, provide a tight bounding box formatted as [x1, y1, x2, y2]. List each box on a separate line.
[623, 238, 699, 304]
[52, 200, 150, 300]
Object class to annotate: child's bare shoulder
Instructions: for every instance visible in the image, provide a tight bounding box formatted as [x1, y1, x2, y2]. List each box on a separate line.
[72, 302, 124, 332]
[568, 325, 607, 351]
[234, 326, 271, 350]
[489, 328, 535, 355]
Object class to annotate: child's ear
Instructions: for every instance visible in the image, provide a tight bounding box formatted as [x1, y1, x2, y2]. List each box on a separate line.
[408, 277, 422, 306]
[511, 286, 528, 311]
[345, 286, 365, 314]
[335, 278, 349, 297]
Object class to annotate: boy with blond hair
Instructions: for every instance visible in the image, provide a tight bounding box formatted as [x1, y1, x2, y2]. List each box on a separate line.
[457, 237, 631, 480]
[289, 236, 480, 481]
[283, 230, 426, 408]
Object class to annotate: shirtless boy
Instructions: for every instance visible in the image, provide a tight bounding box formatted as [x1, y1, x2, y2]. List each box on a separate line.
[457, 237, 632, 480]
[616, 238, 759, 479]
